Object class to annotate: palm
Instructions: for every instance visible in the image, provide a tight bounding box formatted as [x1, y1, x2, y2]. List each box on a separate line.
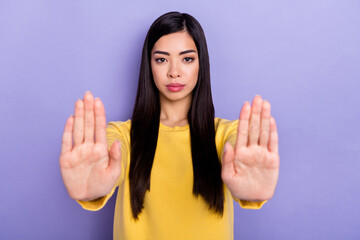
[221, 95, 280, 201]
[59, 92, 122, 201]
[60, 143, 115, 199]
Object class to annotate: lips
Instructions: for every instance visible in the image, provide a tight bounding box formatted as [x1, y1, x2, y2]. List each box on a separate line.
[166, 83, 185, 92]
[167, 83, 184, 87]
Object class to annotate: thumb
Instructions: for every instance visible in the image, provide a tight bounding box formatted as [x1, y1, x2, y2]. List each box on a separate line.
[221, 142, 235, 182]
[109, 140, 122, 173]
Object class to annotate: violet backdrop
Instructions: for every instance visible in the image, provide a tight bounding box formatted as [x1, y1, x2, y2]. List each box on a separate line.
[0, 0, 359, 239]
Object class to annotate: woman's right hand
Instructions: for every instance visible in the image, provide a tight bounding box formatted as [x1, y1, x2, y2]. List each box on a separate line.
[59, 92, 122, 201]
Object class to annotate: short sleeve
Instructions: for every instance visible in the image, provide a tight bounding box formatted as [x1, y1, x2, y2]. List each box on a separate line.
[215, 118, 267, 210]
[76, 120, 131, 211]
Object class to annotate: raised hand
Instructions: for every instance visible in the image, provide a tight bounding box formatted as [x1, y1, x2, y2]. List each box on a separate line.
[59, 92, 122, 201]
[221, 95, 279, 202]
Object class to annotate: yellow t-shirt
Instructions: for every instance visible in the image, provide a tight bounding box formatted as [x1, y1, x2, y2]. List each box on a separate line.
[77, 118, 266, 240]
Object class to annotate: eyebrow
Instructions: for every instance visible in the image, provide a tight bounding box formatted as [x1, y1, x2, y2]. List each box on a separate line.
[153, 49, 197, 56]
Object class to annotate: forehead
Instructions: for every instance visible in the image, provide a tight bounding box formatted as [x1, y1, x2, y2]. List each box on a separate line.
[152, 31, 197, 53]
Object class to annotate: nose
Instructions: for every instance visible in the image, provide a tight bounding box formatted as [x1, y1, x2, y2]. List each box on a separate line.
[167, 62, 181, 78]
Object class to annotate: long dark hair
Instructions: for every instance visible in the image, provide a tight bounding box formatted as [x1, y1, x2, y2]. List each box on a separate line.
[130, 11, 224, 220]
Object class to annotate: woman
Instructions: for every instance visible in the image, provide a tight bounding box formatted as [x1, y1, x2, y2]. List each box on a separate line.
[60, 11, 279, 240]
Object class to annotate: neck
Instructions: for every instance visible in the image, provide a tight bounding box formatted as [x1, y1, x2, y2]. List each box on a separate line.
[159, 94, 192, 127]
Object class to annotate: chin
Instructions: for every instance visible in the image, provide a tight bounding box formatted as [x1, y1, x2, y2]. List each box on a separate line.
[167, 94, 188, 102]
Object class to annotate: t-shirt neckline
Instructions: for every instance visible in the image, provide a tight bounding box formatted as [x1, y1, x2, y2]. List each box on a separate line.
[159, 122, 189, 131]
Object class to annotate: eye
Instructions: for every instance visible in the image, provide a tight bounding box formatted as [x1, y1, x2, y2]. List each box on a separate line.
[155, 58, 167, 63]
[183, 57, 194, 63]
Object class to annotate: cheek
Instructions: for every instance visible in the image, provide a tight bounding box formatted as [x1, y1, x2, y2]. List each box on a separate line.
[194, 65, 199, 76]
[152, 62, 166, 75]
[150, 62, 156, 77]
[151, 65, 167, 91]
[151, 64, 161, 82]
[190, 64, 199, 83]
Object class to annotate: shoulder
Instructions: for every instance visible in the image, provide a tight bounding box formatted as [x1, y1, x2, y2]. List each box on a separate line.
[106, 119, 132, 138]
[107, 119, 131, 131]
[214, 117, 239, 159]
[214, 117, 239, 134]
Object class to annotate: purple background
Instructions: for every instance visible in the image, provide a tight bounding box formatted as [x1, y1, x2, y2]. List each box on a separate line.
[1, 0, 359, 239]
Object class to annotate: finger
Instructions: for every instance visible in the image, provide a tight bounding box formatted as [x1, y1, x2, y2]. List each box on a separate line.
[73, 99, 84, 146]
[248, 95, 263, 146]
[109, 140, 122, 174]
[235, 101, 251, 150]
[221, 142, 235, 183]
[61, 115, 74, 154]
[84, 91, 95, 143]
[269, 117, 279, 153]
[94, 98, 107, 144]
[259, 100, 271, 147]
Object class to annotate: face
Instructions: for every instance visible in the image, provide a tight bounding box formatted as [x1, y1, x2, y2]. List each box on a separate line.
[150, 31, 199, 103]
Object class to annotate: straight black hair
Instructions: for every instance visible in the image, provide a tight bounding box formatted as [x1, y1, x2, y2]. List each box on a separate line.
[130, 11, 224, 220]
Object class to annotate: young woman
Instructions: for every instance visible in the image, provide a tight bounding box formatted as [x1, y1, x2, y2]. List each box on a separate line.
[60, 11, 279, 240]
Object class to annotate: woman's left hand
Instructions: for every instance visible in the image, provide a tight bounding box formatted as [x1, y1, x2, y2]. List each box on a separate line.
[221, 95, 280, 202]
